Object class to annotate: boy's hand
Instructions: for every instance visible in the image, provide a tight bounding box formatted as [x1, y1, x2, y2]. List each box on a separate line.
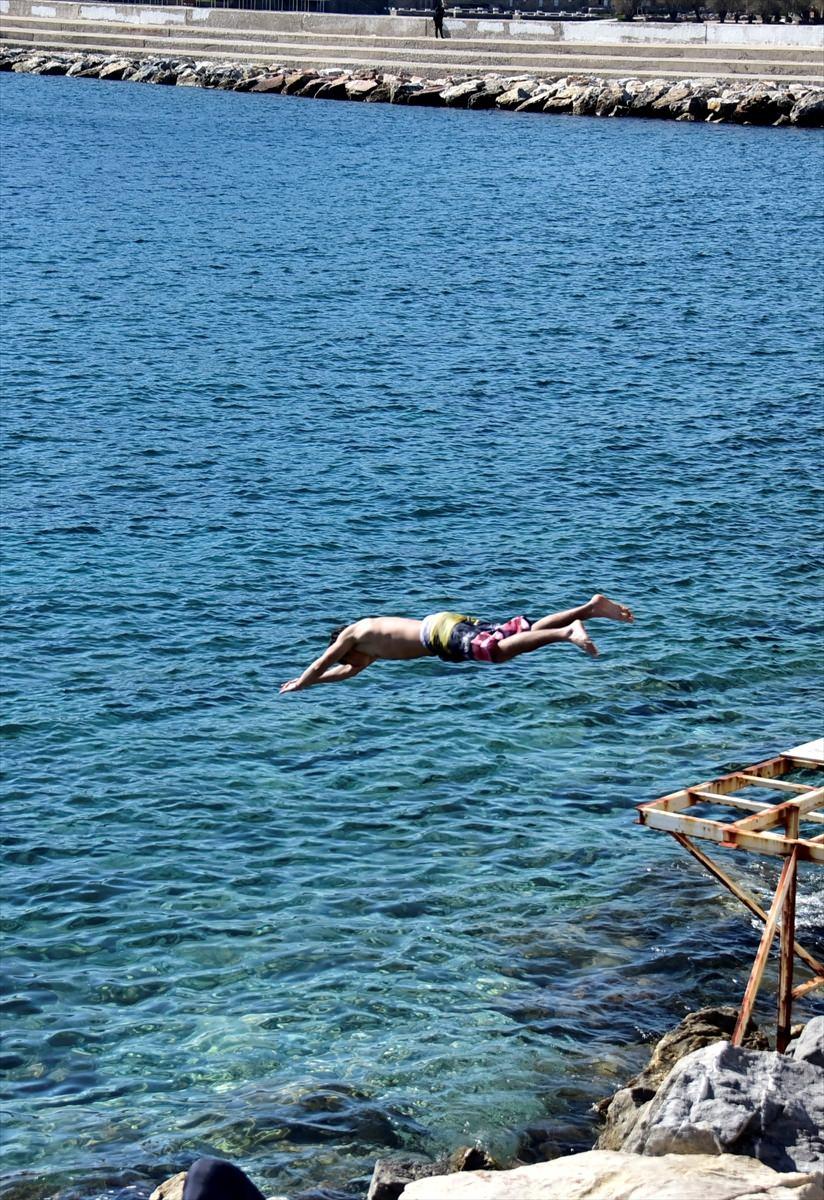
[279, 678, 304, 694]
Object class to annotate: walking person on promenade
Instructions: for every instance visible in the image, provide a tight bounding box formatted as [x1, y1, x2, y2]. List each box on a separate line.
[433, 0, 446, 37]
[280, 594, 633, 692]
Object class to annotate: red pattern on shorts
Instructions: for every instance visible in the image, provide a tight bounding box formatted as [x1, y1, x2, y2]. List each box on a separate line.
[470, 616, 531, 662]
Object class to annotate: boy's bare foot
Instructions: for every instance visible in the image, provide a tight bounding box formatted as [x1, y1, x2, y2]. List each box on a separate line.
[590, 594, 634, 623]
[568, 620, 599, 657]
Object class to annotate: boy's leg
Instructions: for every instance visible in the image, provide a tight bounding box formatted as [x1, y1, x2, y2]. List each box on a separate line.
[493, 620, 598, 662]
[531, 594, 633, 631]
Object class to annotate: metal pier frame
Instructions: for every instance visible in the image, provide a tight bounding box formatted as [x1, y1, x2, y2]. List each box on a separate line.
[638, 738, 824, 1051]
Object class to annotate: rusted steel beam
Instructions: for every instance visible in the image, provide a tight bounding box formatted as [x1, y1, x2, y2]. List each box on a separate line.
[688, 790, 771, 810]
[731, 791, 823, 834]
[732, 853, 797, 1047]
[793, 976, 824, 999]
[684, 790, 824, 826]
[739, 775, 815, 795]
[670, 833, 824, 979]
[638, 788, 694, 815]
[777, 833, 799, 1055]
[641, 807, 824, 863]
[777, 808, 801, 1053]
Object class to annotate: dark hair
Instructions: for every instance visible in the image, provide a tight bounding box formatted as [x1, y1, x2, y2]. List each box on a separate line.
[328, 625, 348, 645]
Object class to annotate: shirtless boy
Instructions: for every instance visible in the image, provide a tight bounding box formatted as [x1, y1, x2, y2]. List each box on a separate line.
[279, 594, 633, 693]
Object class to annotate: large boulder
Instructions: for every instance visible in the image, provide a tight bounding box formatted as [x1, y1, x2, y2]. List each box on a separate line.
[440, 78, 484, 107]
[624, 1035, 824, 1174]
[629, 79, 674, 117]
[791, 1016, 824, 1068]
[400, 1151, 824, 1199]
[597, 1006, 767, 1151]
[495, 81, 535, 110]
[593, 82, 630, 117]
[516, 88, 555, 114]
[297, 76, 329, 99]
[250, 73, 286, 93]
[345, 77, 380, 101]
[282, 70, 317, 95]
[149, 1173, 186, 1200]
[404, 87, 445, 108]
[731, 85, 787, 125]
[790, 91, 824, 127]
[35, 57, 71, 76]
[314, 75, 351, 100]
[369, 1147, 496, 1200]
[98, 57, 134, 81]
[467, 81, 506, 109]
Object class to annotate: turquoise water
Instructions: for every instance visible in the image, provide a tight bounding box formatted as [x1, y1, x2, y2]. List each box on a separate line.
[1, 71, 823, 1199]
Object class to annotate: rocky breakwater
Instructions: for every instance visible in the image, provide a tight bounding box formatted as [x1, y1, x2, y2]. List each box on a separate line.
[3, 47, 824, 127]
[145, 1009, 823, 1199]
[392, 1011, 824, 1200]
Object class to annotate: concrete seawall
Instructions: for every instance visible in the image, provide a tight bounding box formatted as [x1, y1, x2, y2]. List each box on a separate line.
[2, 0, 823, 81]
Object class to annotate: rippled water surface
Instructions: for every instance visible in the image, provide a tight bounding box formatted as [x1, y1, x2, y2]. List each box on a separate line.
[1, 72, 823, 1199]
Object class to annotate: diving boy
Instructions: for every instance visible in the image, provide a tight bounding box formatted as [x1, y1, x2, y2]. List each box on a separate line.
[279, 594, 633, 693]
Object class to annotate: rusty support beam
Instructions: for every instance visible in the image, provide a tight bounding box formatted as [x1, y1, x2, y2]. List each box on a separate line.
[793, 976, 824, 999]
[670, 833, 824, 979]
[731, 791, 824, 834]
[685, 791, 824, 826]
[731, 853, 797, 1047]
[641, 806, 824, 862]
[777, 807, 800, 1052]
[738, 775, 815, 795]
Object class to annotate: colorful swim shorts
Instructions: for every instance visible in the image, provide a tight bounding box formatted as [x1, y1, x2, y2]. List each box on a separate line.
[420, 611, 532, 664]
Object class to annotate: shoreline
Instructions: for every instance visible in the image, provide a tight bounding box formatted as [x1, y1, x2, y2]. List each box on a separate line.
[144, 1010, 824, 1200]
[3, 47, 824, 124]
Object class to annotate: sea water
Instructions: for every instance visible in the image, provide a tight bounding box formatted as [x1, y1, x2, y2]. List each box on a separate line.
[1, 72, 822, 1199]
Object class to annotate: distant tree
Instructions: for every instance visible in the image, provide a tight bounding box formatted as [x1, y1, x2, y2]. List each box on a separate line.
[791, 0, 824, 20]
[611, 0, 637, 18]
[749, 0, 782, 19]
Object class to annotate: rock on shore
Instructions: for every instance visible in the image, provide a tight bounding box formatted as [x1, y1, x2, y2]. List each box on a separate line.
[2, 47, 823, 127]
[401, 1151, 824, 1199]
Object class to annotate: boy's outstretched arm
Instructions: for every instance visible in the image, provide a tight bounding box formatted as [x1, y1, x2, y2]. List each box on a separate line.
[280, 629, 356, 694]
[281, 660, 369, 692]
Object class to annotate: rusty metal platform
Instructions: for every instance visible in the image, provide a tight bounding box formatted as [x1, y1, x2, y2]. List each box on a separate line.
[638, 738, 824, 1051]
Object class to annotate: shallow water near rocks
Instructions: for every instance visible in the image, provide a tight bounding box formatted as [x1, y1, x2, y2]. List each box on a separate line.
[1, 72, 823, 1199]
